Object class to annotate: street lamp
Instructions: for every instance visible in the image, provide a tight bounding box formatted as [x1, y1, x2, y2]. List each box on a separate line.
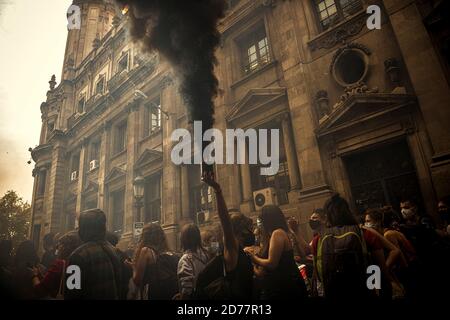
[133, 175, 145, 222]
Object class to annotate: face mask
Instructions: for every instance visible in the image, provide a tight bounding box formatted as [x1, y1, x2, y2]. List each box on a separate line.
[364, 222, 376, 229]
[309, 220, 321, 230]
[54, 249, 60, 256]
[401, 208, 416, 220]
[210, 241, 219, 254]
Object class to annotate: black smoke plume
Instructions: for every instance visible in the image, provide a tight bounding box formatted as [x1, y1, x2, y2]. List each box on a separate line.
[115, 0, 226, 131]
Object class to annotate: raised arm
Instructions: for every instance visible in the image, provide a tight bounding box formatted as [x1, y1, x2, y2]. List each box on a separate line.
[202, 171, 239, 272]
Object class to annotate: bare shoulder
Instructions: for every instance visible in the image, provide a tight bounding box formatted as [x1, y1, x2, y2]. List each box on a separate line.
[272, 229, 289, 242]
[384, 229, 401, 240]
[141, 247, 156, 261]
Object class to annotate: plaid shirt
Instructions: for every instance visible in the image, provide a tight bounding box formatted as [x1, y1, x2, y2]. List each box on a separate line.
[65, 240, 122, 300]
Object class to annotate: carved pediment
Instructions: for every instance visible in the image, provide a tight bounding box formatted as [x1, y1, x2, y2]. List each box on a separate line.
[135, 149, 163, 169]
[104, 167, 126, 184]
[316, 93, 417, 138]
[226, 87, 286, 124]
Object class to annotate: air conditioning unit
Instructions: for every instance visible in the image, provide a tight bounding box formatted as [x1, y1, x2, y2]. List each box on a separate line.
[89, 160, 99, 171]
[253, 187, 278, 211]
[196, 210, 210, 225]
[70, 171, 78, 181]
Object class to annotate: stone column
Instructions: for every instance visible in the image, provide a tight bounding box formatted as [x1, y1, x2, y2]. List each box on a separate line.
[281, 113, 301, 203]
[383, 0, 450, 197]
[124, 100, 140, 239]
[75, 140, 88, 215]
[239, 142, 254, 213]
[180, 165, 191, 223]
[47, 143, 67, 234]
[98, 121, 111, 211]
[160, 75, 180, 250]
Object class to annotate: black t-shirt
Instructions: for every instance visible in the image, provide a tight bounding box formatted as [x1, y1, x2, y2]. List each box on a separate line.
[194, 248, 253, 300]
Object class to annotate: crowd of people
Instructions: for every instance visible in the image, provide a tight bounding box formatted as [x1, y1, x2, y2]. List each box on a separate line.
[1, 173, 449, 300]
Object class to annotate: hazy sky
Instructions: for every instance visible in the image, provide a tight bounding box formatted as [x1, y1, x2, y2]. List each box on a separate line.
[0, 0, 72, 202]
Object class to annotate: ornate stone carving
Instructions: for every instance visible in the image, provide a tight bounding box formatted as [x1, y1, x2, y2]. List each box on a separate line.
[315, 90, 330, 120]
[160, 73, 174, 90]
[49, 75, 57, 90]
[112, 15, 121, 28]
[308, 11, 367, 51]
[332, 81, 379, 110]
[93, 37, 101, 50]
[384, 58, 401, 86]
[262, 0, 276, 8]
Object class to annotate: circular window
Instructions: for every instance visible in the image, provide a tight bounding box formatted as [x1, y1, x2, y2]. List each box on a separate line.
[332, 49, 369, 87]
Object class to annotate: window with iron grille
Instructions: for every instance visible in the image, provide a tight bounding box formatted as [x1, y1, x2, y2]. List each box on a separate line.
[111, 188, 125, 234]
[240, 24, 271, 75]
[71, 153, 80, 175]
[90, 140, 101, 162]
[77, 94, 86, 114]
[144, 173, 161, 223]
[189, 165, 214, 223]
[314, 0, 363, 31]
[114, 122, 127, 155]
[144, 98, 161, 136]
[118, 52, 129, 73]
[95, 74, 105, 95]
[249, 123, 291, 205]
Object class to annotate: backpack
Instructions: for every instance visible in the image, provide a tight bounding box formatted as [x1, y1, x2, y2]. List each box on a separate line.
[193, 254, 232, 300]
[146, 252, 179, 300]
[315, 225, 369, 299]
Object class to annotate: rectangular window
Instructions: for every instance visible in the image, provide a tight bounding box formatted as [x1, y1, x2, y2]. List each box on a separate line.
[144, 98, 162, 136]
[84, 199, 98, 210]
[118, 52, 129, 74]
[90, 140, 101, 162]
[71, 153, 80, 178]
[37, 170, 46, 197]
[249, 123, 291, 205]
[189, 165, 213, 223]
[314, 0, 363, 31]
[114, 122, 127, 155]
[95, 74, 105, 95]
[111, 189, 125, 234]
[77, 94, 86, 114]
[240, 24, 271, 75]
[144, 174, 161, 223]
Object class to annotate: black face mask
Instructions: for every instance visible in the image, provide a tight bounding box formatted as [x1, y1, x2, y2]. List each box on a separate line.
[441, 211, 450, 223]
[242, 232, 256, 247]
[309, 220, 321, 231]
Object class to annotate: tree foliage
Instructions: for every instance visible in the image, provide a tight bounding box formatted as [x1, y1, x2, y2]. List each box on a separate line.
[0, 190, 31, 251]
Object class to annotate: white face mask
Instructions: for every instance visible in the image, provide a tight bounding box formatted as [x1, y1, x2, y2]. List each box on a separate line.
[210, 241, 219, 254]
[364, 222, 376, 229]
[401, 208, 416, 220]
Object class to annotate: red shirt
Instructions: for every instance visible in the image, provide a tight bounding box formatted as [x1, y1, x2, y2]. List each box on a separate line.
[311, 228, 383, 256]
[35, 259, 65, 298]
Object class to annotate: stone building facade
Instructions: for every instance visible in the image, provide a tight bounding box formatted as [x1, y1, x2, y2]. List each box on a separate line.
[30, 0, 450, 251]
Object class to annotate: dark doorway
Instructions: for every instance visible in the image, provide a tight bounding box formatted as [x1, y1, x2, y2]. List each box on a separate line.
[344, 140, 423, 215]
